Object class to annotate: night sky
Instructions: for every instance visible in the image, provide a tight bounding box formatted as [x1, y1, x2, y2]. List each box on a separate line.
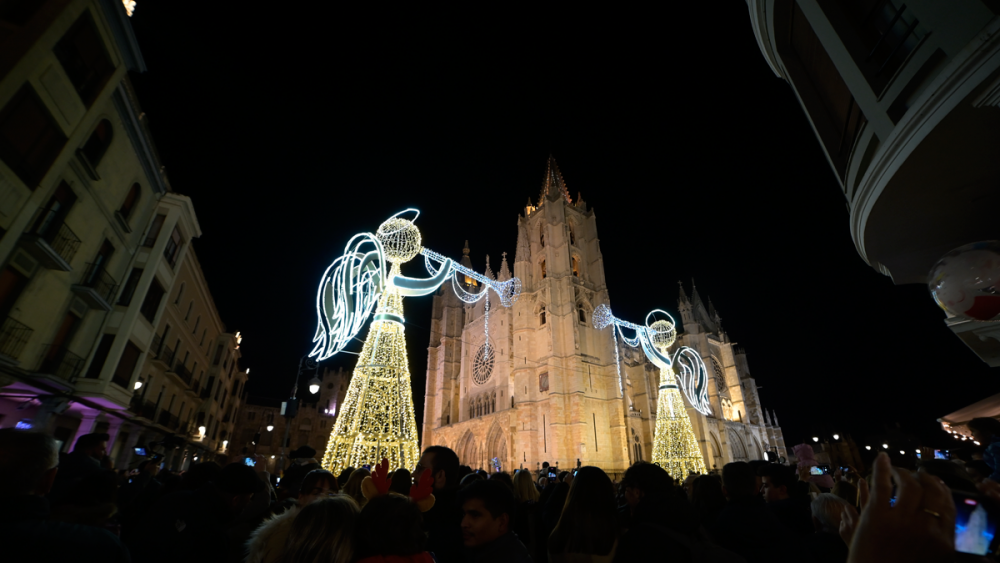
[124, 4, 995, 451]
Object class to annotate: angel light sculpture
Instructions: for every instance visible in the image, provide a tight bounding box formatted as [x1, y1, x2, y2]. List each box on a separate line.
[311, 209, 520, 474]
[592, 304, 708, 477]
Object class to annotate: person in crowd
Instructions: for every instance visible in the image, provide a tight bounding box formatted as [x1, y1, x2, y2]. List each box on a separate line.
[354, 493, 434, 563]
[179, 461, 223, 491]
[342, 467, 371, 508]
[391, 467, 413, 496]
[490, 470, 515, 491]
[458, 464, 473, 483]
[461, 471, 486, 487]
[831, 480, 858, 507]
[711, 461, 794, 563]
[619, 462, 672, 530]
[548, 466, 619, 562]
[558, 470, 574, 487]
[801, 493, 852, 563]
[512, 468, 540, 555]
[840, 452, 957, 563]
[49, 432, 109, 504]
[747, 459, 768, 497]
[246, 469, 339, 563]
[0, 429, 130, 562]
[966, 459, 993, 484]
[281, 446, 320, 498]
[277, 496, 358, 563]
[459, 479, 532, 563]
[413, 445, 464, 563]
[49, 468, 121, 532]
[758, 463, 813, 537]
[336, 466, 354, 491]
[690, 474, 727, 531]
[537, 474, 549, 490]
[129, 461, 265, 563]
[681, 473, 697, 501]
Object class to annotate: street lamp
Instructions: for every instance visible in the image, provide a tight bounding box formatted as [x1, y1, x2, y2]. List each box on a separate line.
[266, 425, 274, 432]
[882, 443, 889, 449]
[832, 433, 840, 440]
[134, 379, 143, 390]
[865, 445, 871, 450]
[812, 437, 819, 442]
[899, 450, 905, 455]
[308, 375, 321, 395]
[199, 426, 206, 437]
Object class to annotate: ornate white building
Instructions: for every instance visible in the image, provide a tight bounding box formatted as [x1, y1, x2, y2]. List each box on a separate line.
[420, 158, 787, 475]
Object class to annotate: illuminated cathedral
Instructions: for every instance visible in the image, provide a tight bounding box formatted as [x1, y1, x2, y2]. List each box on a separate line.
[419, 157, 787, 475]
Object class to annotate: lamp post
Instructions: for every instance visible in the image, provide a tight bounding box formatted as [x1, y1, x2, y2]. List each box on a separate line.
[276, 355, 317, 475]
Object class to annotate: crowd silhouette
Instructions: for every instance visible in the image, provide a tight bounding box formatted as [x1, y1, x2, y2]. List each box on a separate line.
[2, 424, 1000, 562]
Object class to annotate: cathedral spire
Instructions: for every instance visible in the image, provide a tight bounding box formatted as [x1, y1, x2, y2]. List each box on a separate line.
[538, 155, 572, 206]
[460, 240, 473, 270]
[498, 252, 511, 281]
[678, 281, 689, 304]
[772, 410, 779, 426]
[691, 279, 704, 308]
[515, 221, 530, 263]
[484, 254, 495, 280]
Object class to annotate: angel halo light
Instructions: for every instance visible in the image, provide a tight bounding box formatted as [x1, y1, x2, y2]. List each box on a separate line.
[310, 208, 522, 361]
[592, 304, 712, 416]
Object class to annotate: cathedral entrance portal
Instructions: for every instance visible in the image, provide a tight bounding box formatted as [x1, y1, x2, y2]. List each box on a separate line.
[486, 422, 508, 472]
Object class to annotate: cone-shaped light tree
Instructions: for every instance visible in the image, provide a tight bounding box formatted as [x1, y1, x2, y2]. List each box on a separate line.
[651, 367, 707, 478]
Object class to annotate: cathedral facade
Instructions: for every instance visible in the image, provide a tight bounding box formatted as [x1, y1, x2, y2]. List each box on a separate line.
[419, 158, 787, 475]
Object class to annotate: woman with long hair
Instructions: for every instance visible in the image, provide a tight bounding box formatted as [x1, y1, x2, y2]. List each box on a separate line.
[278, 496, 359, 563]
[341, 467, 371, 508]
[512, 469, 540, 556]
[246, 469, 340, 563]
[547, 467, 619, 563]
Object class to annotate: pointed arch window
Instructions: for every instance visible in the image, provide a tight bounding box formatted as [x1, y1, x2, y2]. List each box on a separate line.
[572, 256, 580, 277]
[539, 224, 545, 247]
[569, 224, 576, 245]
[540, 260, 546, 279]
[469, 401, 474, 420]
[539, 306, 546, 326]
[491, 392, 496, 413]
[579, 306, 587, 324]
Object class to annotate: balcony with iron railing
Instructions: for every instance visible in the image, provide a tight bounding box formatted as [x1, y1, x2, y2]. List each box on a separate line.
[0, 317, 33, 363]
[153, 346, 175, 371]
[71, 263, 119, 311]
[37, 345, 85, 381]
[150, 333, 163, 357]
[20, 222, 81, 271]
[157, 410, 179, 429]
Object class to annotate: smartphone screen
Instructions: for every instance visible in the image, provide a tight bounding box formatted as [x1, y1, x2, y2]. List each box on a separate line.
[954, 491, 997, 555]
[810, 466, 823, 476]
[134, 447, 147, 456]
[935, 450, 948, 460]
[244, 457, 255, 467]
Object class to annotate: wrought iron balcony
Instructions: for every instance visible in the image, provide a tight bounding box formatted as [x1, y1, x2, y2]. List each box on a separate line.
[0, 317, 33, 362]
[174, 362, 193, 386]
[20, 222, 81, 271]
[150, 333, 163, 357]
[37, 344, 85, 380]
[71, 263, 118, 311]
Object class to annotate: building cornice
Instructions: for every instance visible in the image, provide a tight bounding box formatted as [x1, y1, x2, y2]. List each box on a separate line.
[849, 17, 1000, 270]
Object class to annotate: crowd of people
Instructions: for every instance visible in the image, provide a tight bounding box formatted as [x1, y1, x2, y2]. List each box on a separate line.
[2, 422, 1000, 562]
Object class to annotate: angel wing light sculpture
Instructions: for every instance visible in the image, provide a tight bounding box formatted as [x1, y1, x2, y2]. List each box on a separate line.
[592, 304, 708, 477]
[310, 209, 521, 474]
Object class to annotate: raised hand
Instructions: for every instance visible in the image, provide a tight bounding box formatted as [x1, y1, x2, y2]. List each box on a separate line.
[847, 452, 955, 563]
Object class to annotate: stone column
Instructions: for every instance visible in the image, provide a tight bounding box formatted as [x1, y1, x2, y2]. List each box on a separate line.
[31, 396, 70, 434]
[104, 416, 124, 461]
[68, 409, 101, 452]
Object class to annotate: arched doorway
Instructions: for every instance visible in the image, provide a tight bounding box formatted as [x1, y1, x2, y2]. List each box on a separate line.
[485, 423, 508, 472]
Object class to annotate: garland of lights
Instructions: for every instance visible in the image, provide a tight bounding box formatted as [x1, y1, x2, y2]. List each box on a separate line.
[312, 209, 522, 473]
[594, 304, 709, 476]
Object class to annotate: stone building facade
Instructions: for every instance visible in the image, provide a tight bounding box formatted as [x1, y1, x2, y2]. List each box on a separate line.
[420, 158, 787, 475]
[229, 365, 349, 474]
[0, 0, 245, 470]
